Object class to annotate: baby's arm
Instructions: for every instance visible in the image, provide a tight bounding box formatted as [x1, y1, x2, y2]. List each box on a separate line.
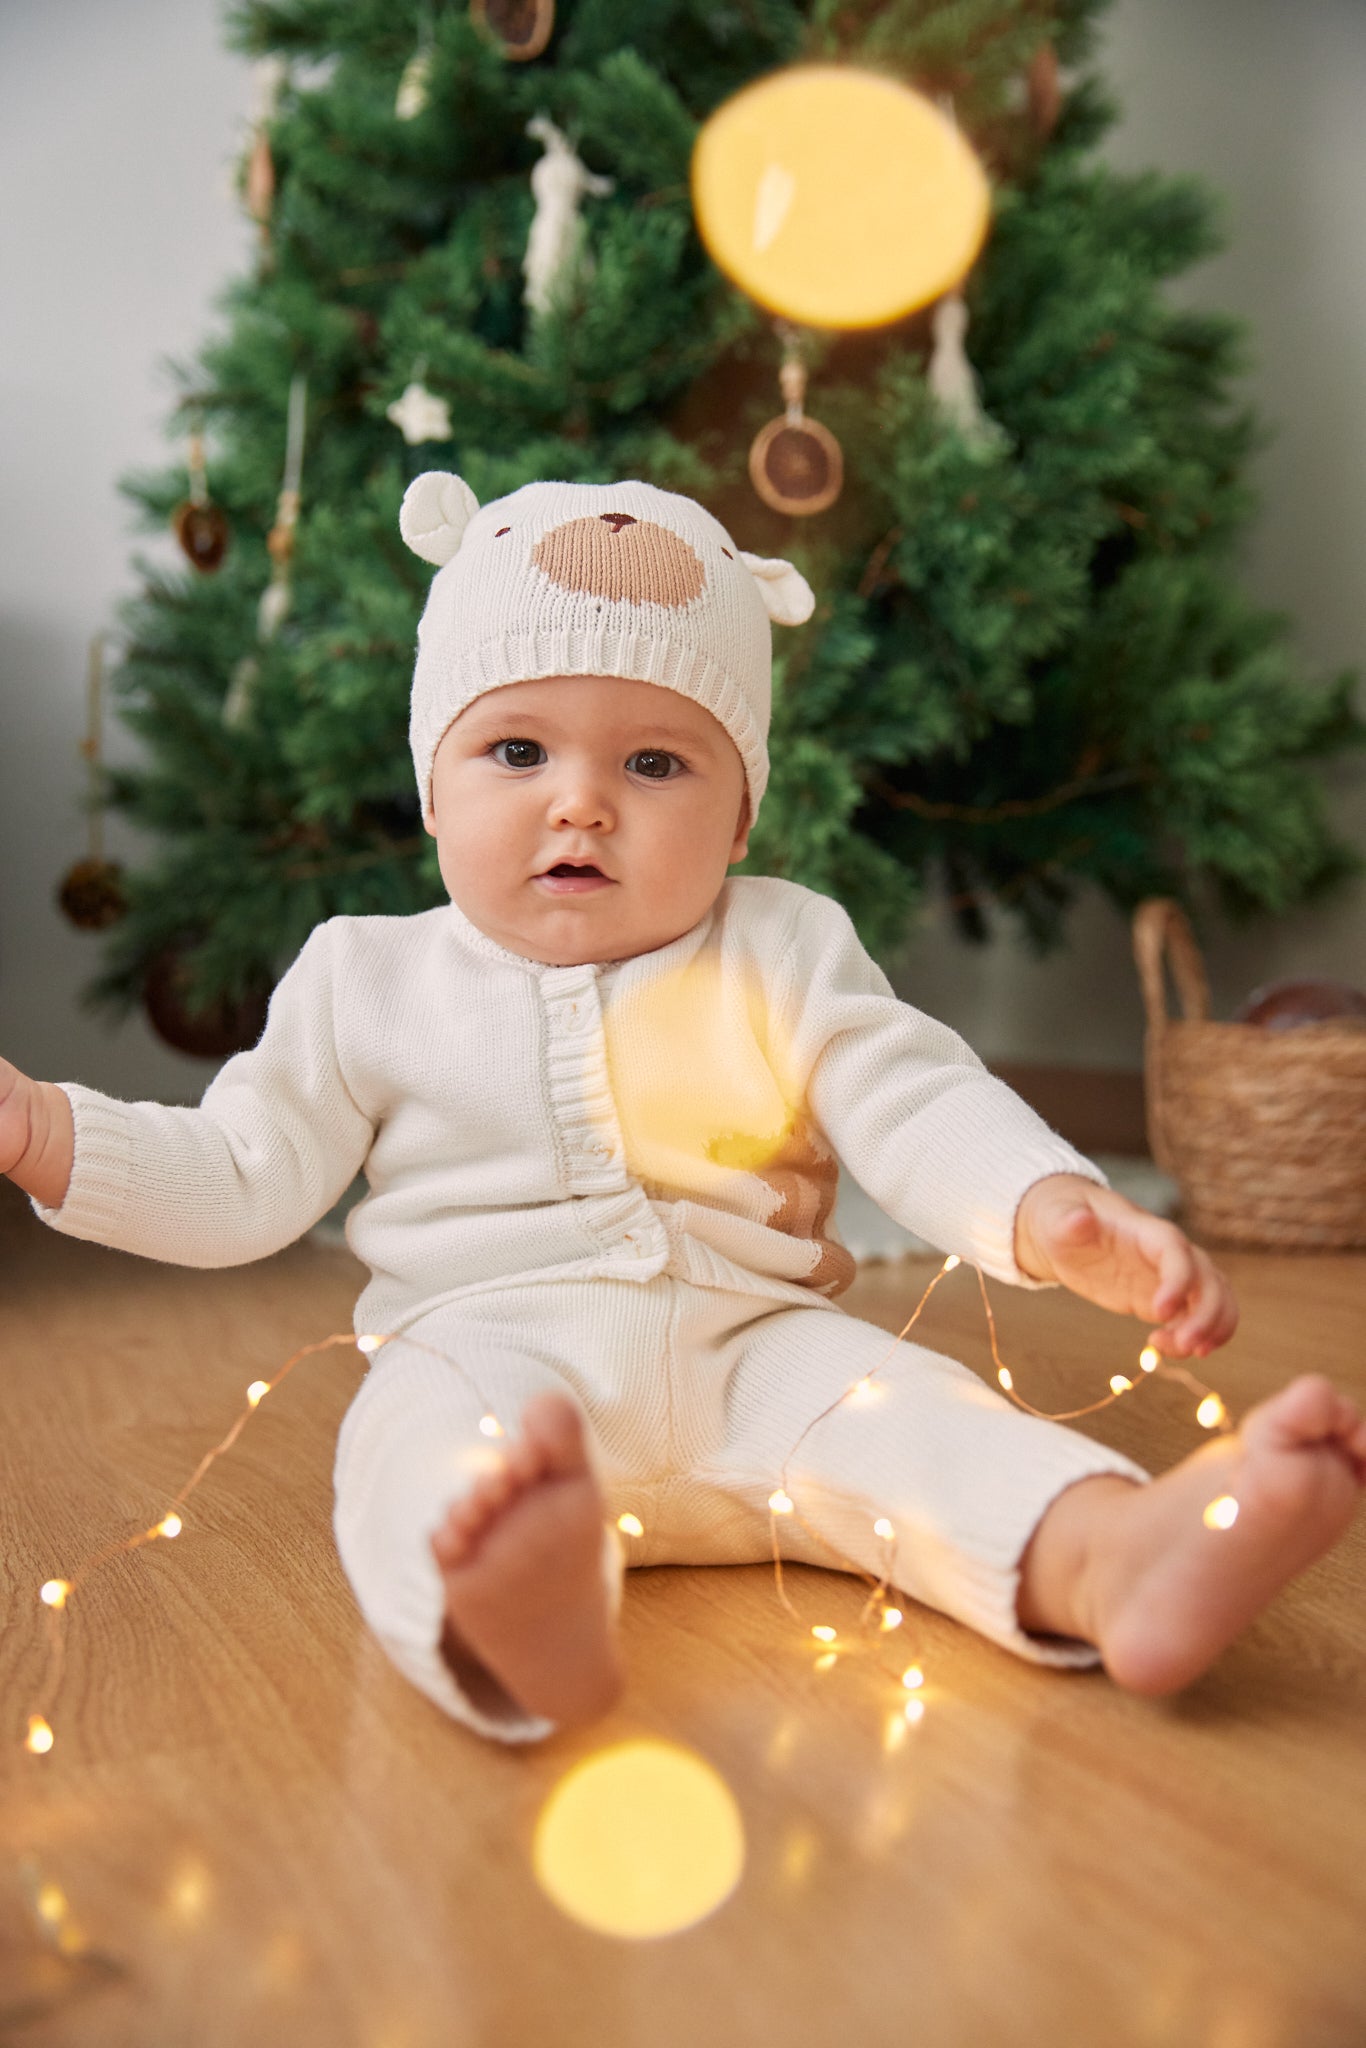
[773, 891, 1101, 1287]
[4, 922, 374, 1267]
[1014, 1172, 1237, 1358]
[0, 1058, 74, 1208]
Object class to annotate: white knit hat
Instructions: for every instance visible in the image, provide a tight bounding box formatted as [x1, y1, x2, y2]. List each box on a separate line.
[399, 473, 815, 826]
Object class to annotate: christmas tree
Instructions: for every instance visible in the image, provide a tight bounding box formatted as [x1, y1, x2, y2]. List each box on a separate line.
[97, 0, 1361, 1045]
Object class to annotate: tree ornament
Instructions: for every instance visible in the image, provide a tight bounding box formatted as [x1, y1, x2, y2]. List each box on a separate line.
[926, 290, 1008, 450]
[386, 362, 452, 445]
[57, 634, 126, 931]
[143, 939, 271, 1059]
[523, 115, 613, 319]
[244, 57, 286, 244]
[395, 9, 435, 120]
[749, 334, 843, 517]
[225, 372, 307, 729]
[1027, 44, 1063, 139]
[470, 0, 554, 63]
[171, 411, 230, 571]
[692, 67, 990, 330]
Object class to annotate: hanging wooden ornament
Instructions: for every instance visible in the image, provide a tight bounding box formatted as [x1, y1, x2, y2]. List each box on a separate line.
[172, 412, 230, 572]
[470, 0, 554, 62]
[225, 372, 307, 728]
[57, 634, 127, 931]
[749, 339, 843, 518]
[245, 58, 286, 244]
[1027, 44, 1063, 139]
[258, 373, 307, 642]
[143, 939, 272, 1060]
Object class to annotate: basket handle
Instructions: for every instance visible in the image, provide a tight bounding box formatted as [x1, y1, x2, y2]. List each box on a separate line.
[1132, 898, 1211, 1033]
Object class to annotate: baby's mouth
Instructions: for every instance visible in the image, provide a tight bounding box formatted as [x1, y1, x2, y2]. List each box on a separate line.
[537, 861, 615, 893]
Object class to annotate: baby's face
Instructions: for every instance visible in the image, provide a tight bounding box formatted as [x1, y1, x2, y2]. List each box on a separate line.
[426, 675, 751, 966]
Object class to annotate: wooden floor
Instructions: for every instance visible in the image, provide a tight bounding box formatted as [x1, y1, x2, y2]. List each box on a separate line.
[3, 1179, 1365, 2048]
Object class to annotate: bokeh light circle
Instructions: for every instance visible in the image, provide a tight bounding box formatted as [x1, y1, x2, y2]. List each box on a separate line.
[533, 1739, 745, 1939]
[692, 65, 991, 329]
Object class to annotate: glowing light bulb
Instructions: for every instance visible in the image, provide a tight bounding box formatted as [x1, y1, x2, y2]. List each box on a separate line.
[1139, 1346, 1160, 1373]
[246, 1380, 270, 1407]
[35, 1882, 67, 1926]
[997, 1367, 1013, 1392]
[768, 1490, 794, 1515]
[901, 1665, 924, 1691]
[813, 1651, 838, 1673]
[853, 1377, 874, 1399]
[158, 1514, 182, 1540]
[478, 1415, 504, 1438]
[355, 1333, 385, 1354]
[811, 1625, 837, 1644]
[943, 1254, 962, 1272]
[616, 1513, 644, 1539]
[903, 1697, 925, 1726]
[873, 1518, 894, 1540]
[1110, 1375, 1133, 1396]
[1196, 1395, 1226, 1430]
[25, 1716, 54, 1755]
[1203, 1494, 1239, 1531]
[880, 1608, 903, 1632]
[39, 1579, 70, 1609]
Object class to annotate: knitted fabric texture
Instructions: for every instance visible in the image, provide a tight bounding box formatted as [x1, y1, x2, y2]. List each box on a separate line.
[399, 473, 815, 825]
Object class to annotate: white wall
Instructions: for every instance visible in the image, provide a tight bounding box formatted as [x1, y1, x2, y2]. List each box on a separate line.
[1, 0, 1363, 1102]
[0, 0, 253, 1100]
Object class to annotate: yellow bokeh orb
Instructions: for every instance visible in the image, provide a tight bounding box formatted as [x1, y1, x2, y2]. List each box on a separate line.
[692, 65, 991, 329]
[533, 1739, 745, 1939]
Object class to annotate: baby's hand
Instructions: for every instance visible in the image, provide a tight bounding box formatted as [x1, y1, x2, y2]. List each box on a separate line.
[1, 1058, 73, 1208]
[1013, 1173, 1238, 1359]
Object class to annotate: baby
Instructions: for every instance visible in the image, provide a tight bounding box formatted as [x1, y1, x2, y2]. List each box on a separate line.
[4, 474, 1364, 1743]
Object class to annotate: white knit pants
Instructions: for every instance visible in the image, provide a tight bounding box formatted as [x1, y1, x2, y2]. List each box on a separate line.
[332, 1274, 1149, 1742]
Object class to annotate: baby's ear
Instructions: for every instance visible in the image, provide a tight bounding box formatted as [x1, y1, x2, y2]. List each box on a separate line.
[738, 552, 815, 626]
[400, 472, 481, 566]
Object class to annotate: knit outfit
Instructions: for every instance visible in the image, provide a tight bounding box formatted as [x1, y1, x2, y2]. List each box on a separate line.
[38, 879, 1147, 1741]
[34, 475, 1148, 1741]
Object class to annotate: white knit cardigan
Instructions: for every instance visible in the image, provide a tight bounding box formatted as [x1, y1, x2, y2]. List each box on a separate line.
[36, 877, 1100, 1325]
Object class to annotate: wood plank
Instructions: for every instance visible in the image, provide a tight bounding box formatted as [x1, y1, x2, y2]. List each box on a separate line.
[1, 1179, 1363, 2048]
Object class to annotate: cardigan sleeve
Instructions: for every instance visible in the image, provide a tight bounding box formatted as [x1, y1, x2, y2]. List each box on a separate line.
[33, 921, 374, 1267]
[775, 889, 1106, 1286]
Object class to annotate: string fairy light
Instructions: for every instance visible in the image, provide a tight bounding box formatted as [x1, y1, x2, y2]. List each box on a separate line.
[21, 1326, 515, 1756]
[756, 1252, 1243, 1715]
[21, 1257, 1242, 1756]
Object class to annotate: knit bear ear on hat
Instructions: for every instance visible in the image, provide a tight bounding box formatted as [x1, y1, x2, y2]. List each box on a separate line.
[399, 471, 481, 566]
[738, 551, 815, 627]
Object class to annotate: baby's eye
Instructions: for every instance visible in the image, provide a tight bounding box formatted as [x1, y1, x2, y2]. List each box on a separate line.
[491, 738, 546, 769]
[627, 750, 684, 780]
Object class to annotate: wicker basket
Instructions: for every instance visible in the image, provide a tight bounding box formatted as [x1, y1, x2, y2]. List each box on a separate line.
[1133, 899, 1366, 1249]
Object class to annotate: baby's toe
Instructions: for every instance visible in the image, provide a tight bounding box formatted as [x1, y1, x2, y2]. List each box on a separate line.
[1245, 1374, 1340, 1451]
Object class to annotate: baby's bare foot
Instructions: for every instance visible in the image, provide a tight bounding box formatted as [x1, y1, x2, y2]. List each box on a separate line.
[1076, 1375, 1366, 1695]
[430, 1393, 623, 1729]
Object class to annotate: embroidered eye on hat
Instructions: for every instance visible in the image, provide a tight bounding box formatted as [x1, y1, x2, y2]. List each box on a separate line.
[399, 472, 815, 827]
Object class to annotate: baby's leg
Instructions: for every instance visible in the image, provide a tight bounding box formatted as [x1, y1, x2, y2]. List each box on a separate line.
[333, 1332, 623, 1741]
[697, 1301, 1150, 1673]
[430, 1392, 623, 1727]
[1018, 1374, 1366, 1694]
